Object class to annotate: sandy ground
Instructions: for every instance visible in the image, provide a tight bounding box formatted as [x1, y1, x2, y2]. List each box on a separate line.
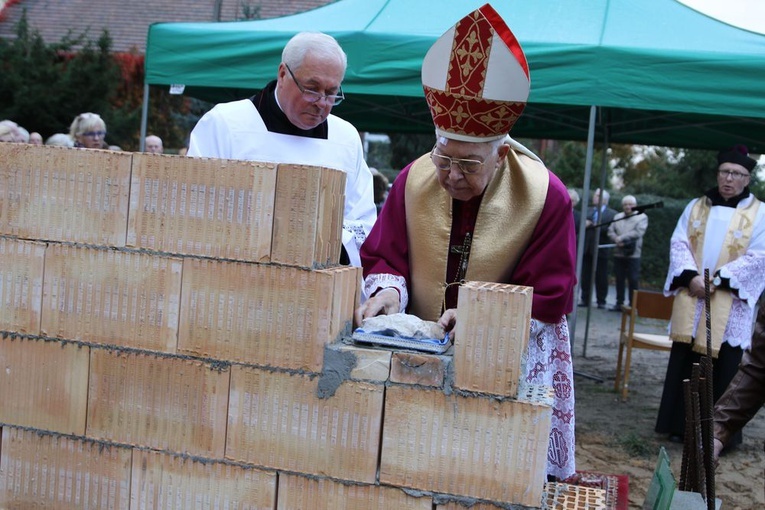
[569, 302, 765, 510]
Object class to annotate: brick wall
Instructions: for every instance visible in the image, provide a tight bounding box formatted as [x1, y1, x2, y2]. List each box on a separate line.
[0, 143, 601, 509]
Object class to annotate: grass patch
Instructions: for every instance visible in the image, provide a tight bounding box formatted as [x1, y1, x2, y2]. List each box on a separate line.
[618, 432, 652, 457]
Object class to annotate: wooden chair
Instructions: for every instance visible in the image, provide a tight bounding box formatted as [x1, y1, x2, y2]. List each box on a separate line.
[614, 289, 674, 401]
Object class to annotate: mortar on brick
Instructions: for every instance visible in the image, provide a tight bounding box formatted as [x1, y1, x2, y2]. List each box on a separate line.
[329, 344, 392, 382]
[317, 346, 357, 398]
[390, 352, 448, 387]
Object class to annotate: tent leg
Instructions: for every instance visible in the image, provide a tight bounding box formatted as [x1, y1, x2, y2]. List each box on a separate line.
[139, 83, 150, 152]
[569, 105, 597, 345]
[571, 105, 604, 384]
[581, 112, 610, 357]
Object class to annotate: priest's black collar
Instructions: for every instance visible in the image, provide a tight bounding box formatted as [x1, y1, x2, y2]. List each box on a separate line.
[704, 186, 750, 208]
[250, 80, 328, 139]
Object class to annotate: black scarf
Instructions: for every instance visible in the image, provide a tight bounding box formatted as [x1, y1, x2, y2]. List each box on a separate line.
[250, 80, 346, 263]
[250, 80, 328, 139]
[704, 186, 751, 208]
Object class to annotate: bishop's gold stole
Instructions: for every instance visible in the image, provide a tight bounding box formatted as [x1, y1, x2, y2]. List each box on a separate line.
[670, 196, 760, 357]
[404, 150, 549, 322]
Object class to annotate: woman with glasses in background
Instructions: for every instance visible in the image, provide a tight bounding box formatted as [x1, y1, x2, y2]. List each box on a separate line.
[69, 112, 107, 149]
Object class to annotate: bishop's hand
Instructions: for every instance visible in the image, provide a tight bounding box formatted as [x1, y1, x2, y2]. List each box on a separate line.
[437, 308, 458, 341]
[354, 288, 401, 327]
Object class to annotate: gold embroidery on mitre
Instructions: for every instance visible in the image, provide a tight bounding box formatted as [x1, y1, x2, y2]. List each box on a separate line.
[447, 10, 492, 95]
[456, 31, 485, 78]
[450, 105, 470, 124]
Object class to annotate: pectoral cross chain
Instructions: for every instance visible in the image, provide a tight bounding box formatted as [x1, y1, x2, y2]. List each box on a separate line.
[450, 232, 472, 282]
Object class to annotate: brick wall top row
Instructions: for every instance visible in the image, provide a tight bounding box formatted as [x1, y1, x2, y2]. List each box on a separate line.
[0, 143, 345, 268]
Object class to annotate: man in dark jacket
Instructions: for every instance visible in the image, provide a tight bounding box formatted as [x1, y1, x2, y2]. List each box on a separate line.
[713, 301, 765, 462]
[580, 188, 617, 308]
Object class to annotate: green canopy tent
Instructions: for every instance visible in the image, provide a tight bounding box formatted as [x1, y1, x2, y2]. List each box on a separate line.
[142, 0, 765, 345]
[143, 0, 765, 152]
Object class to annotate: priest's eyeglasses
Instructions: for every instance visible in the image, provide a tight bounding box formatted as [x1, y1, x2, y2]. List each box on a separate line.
[430, 144, 485, 175]
[285, 64, 345, 106]
[718, 169, 749, 180]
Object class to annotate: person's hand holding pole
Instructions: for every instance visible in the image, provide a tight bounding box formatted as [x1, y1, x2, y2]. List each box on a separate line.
[688, 274, 716, 298]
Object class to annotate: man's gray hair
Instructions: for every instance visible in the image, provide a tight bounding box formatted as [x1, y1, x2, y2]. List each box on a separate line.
[568, 189, 580, 207]
[622, 195, 637, 205]
[282, 32, 347, 74]
[596, 188, 610, 204]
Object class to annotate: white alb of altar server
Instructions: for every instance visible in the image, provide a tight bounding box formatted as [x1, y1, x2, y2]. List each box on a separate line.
[187, 32, 376, 267]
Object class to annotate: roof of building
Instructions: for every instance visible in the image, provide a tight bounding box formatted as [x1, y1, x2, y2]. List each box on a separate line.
[0, 0, 334, 53]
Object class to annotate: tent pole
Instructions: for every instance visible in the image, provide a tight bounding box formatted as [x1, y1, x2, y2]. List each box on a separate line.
[569, 105, 597, 345]
[570, 105, 605, 383]
[139, 83, 149, 152]
[582, 116, 610, 359]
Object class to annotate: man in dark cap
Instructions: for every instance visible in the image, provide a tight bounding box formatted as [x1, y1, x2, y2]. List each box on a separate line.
[656, 145, 765, 446]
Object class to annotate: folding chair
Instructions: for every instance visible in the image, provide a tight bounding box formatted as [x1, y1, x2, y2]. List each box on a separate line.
[614, 289, 674, 401]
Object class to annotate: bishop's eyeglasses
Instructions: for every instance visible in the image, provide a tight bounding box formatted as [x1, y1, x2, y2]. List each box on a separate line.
[285, 64, 345, 106]
[430, 144, 486, 175]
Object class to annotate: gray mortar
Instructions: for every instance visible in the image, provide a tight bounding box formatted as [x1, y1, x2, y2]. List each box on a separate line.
[443, 355, 455, 395]
[0, 234, 334, 271]
[401, 488, 429, 498]
[0, 329, 327, 377]
[334, 320, 353, 343]
[316, 347, 357, 398]
[338, 334, 356, 346]
[432, 493, 539, 509]
[1, 423, 271, 470]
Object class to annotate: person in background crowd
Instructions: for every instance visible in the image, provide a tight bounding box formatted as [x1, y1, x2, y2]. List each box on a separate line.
[15, 125, 29, 143]
[0, 123, 16, 142]
[45, 133, 75, 147]
[656, 145, 765, 445]
[145, 135, 164, 154]
[187, 31, 375, 267]
[568, 188, 581, 237]
[580, 188, 617, 308]
[371, 168, 390, 213]
[29, 132, 43, 145]
[1, 120, 22, 142]
[607, 195, 648, 310]
[69, 113, 107, 149]
[355, 4, 576, 481]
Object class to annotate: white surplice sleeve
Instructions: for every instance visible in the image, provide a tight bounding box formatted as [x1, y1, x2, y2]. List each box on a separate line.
[340, 137, 376, 267]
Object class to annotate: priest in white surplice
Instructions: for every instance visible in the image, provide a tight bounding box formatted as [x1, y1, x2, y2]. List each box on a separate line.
[187, 32, 376, 267]
[656, 145, 765, 447]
